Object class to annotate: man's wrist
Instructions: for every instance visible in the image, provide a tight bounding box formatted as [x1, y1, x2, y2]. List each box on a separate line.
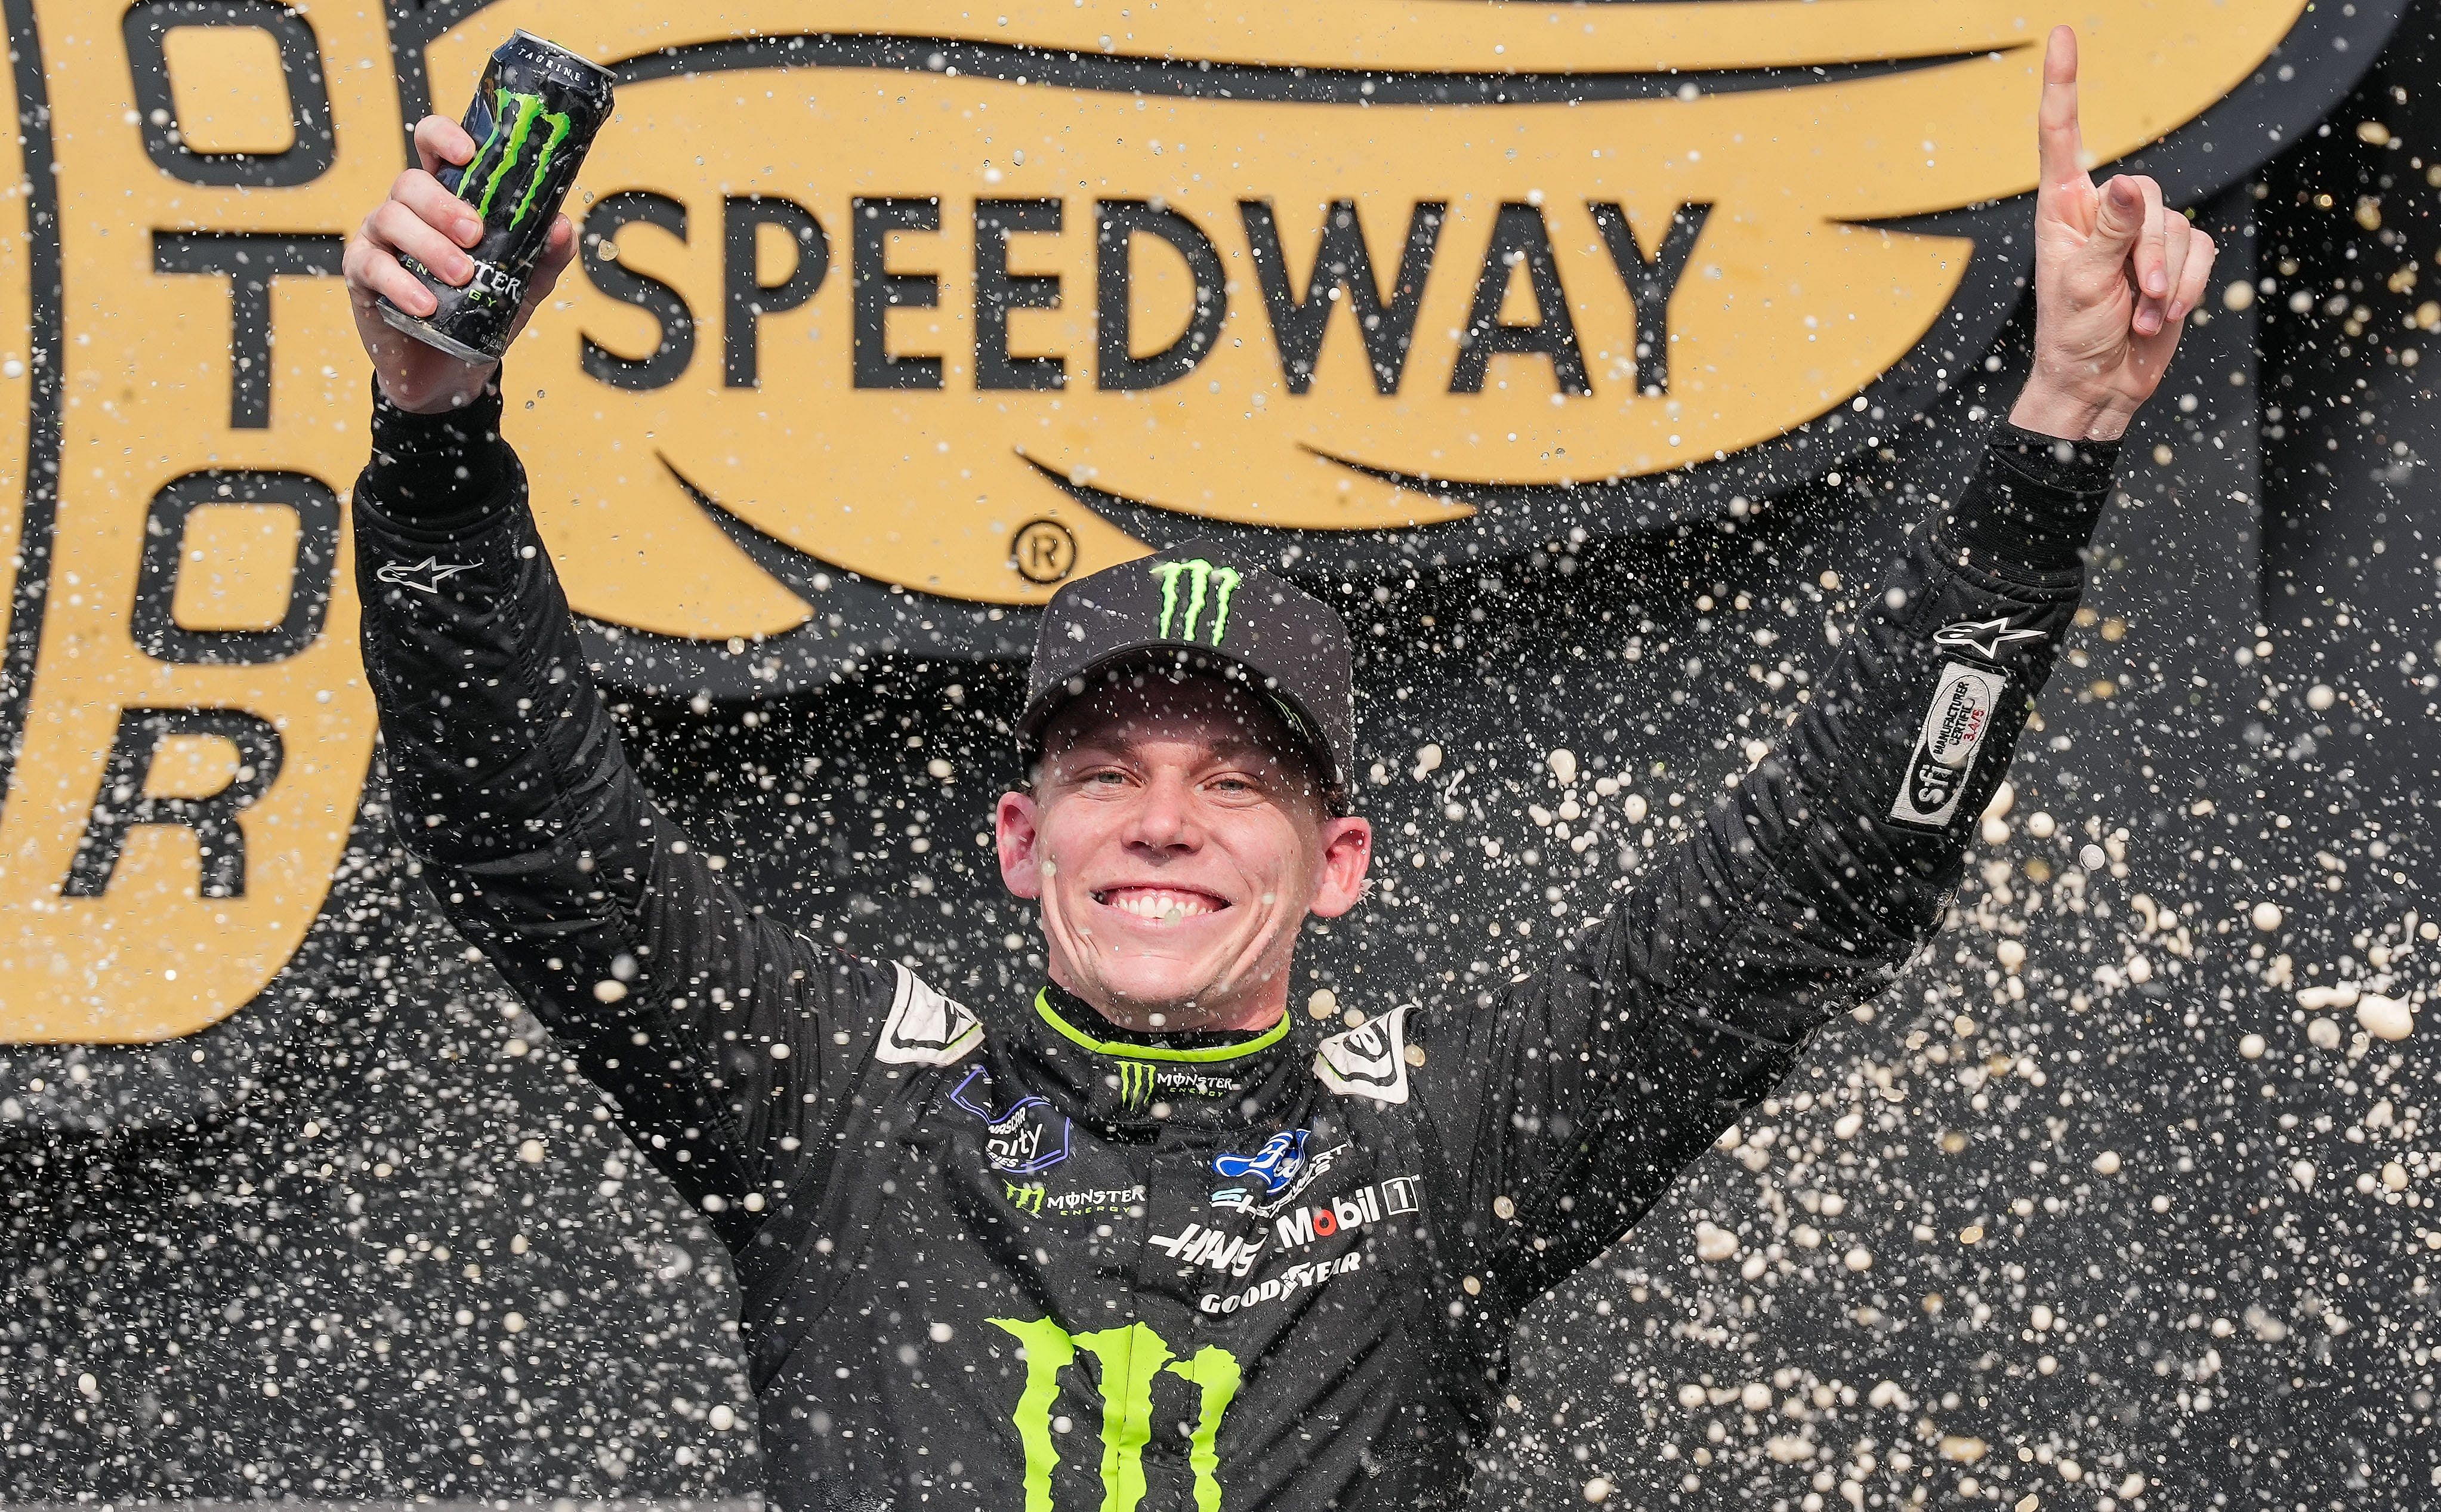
[2008, 384, 2136, 444]
[374, 366, 501, 416]
[364, 374, 513, 530]
[1938, 422, 2121, 575]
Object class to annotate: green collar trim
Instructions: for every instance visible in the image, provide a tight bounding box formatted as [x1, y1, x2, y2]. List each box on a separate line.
[1032, 989, 1291, 1063]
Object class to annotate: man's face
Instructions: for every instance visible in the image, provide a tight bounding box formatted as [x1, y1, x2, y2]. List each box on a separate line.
[995, 670, 1371, 1032]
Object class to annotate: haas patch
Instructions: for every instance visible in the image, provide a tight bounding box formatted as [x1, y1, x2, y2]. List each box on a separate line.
[1314, 1005, 1413, 1106]
[875, 965, 985, 1066]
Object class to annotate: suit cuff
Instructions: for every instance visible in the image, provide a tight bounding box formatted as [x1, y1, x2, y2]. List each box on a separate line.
[1938, 423, 2121, 576]
[362, 378, 512, 533]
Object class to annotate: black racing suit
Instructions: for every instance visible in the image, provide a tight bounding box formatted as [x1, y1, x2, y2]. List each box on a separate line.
[351, 384, 2116, 1512]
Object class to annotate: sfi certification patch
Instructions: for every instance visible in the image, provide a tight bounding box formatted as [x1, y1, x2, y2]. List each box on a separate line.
[1889, 661, 2008, 829]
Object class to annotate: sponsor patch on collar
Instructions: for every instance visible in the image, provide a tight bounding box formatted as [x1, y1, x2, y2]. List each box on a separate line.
[875, 965, 985, 1066]
[1313, 1005, 1412, 1105]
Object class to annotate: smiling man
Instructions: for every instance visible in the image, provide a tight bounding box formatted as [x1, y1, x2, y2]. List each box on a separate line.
[1003, 559, 1374, 1039]
[342, 28, 2211, 1512]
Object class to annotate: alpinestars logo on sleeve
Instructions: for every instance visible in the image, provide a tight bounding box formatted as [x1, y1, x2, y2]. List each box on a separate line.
[1933, 617, 2045, 662]
[375, 557, 478, 594]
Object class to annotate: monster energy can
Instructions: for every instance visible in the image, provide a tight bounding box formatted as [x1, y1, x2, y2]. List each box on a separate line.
[377, 31, 615, 363]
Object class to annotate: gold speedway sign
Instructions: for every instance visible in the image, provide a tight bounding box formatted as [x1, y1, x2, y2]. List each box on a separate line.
[0, 0, 2393, 1047]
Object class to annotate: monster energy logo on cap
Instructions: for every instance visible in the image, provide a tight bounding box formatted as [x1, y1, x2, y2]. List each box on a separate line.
[466, 90, 575, 228]
[1017, 539, 1359, 812]
[1152, 560, 1240, 646]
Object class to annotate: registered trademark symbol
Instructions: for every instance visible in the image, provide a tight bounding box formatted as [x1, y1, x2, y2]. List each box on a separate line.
[1011, 519, 1078, 584]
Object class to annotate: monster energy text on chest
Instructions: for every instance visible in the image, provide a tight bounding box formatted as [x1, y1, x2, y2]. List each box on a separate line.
[1000, 1181, 1143, 1219]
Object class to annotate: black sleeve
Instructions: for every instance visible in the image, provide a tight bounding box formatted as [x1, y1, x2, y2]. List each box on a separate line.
[351, 381, 911, 1249]
[1425, 424, 2117, 1310]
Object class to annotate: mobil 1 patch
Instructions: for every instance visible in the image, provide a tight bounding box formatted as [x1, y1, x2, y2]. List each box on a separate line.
[1888, 661, 2009, 830]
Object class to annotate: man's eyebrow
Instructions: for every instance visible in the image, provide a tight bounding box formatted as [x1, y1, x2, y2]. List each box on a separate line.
[1054, 729, 1284, 766]
[1201, 732, 1276, 763]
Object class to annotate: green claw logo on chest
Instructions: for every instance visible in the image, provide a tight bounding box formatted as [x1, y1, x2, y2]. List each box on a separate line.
[990, 1317, 1242, 1512]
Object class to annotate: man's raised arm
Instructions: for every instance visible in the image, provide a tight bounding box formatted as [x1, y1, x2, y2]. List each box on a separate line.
[1422, 27, 2219, 1307]
[344, 117, 887, 1244]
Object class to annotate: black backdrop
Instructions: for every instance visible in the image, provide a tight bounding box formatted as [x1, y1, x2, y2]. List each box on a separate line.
[6, 15, 2441, 1512]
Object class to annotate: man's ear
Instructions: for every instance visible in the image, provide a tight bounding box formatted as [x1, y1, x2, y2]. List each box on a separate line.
[1305, 816, 1372, 919]
[997, 789, 1044, 900]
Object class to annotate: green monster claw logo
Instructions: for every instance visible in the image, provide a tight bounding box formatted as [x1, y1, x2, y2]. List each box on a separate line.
[465, 88, 574, 228]
[1152, 560, 1240, 647]
[1115, 1060, 1156, 1109]
[989, 1317, 1242, 1512]
[1004, 1180, 1047, 1216]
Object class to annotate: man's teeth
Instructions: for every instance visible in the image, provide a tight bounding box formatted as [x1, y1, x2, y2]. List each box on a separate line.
[1103, 888, 1220, 921]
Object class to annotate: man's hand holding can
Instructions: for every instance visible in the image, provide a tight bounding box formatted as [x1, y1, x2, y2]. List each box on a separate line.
[344, 33, 611, 415]
[343, 114, 578, 415]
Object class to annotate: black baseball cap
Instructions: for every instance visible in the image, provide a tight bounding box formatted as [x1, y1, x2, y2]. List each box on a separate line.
[1017, 541, 1357, 811]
